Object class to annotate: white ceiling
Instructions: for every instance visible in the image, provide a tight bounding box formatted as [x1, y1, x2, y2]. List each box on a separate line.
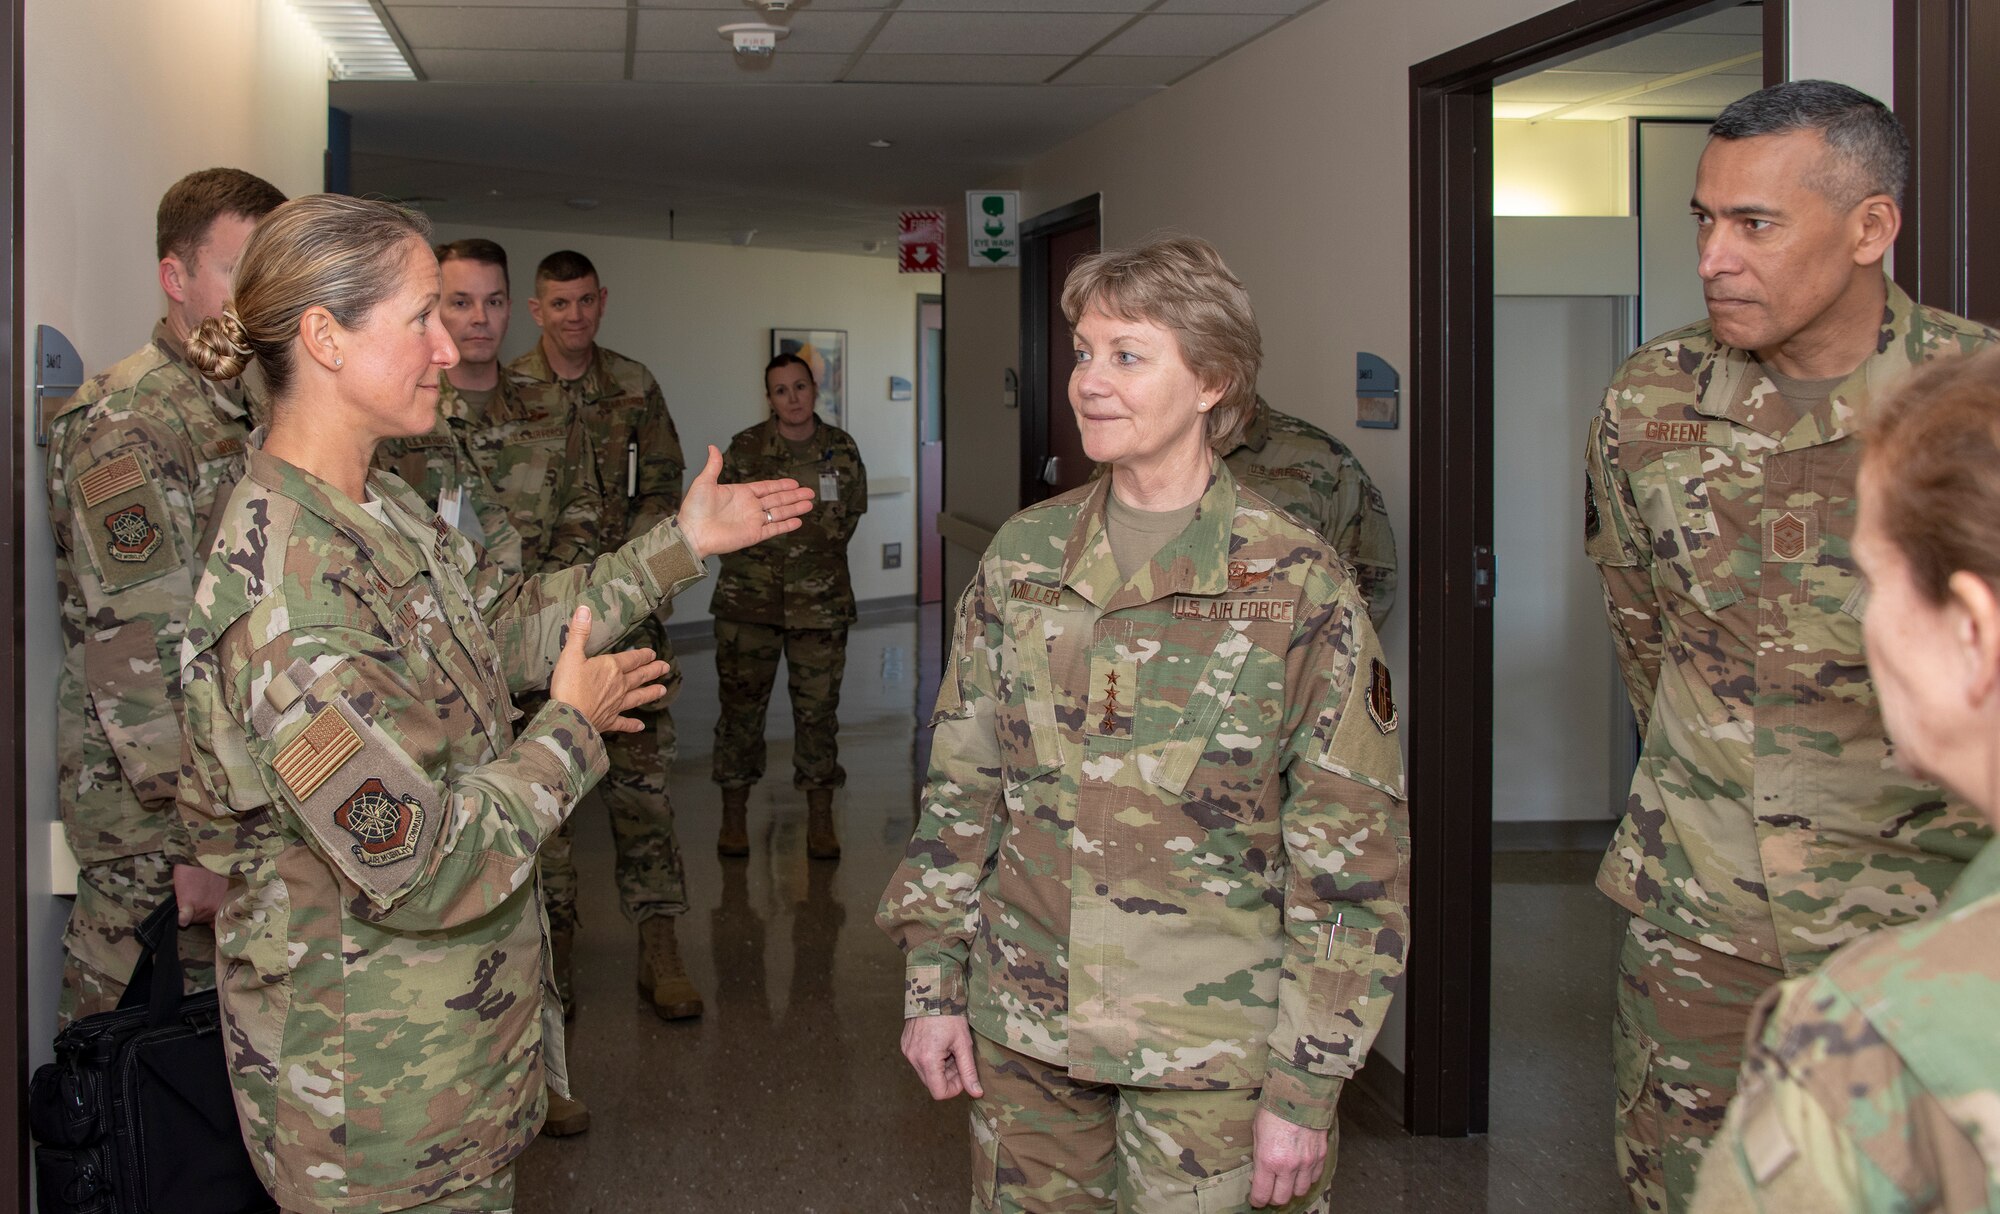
[338, 0, 1325, 255]
[1493, 4, 1763, 122]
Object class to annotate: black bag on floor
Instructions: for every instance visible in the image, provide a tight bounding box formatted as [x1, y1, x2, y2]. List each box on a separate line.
[27, 897, 275, 1214]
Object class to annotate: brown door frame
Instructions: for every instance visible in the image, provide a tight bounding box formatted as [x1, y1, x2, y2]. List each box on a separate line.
[4, 0, 27, 1200]
[1894, 0, 2000, 324]
[1405, 0, 1779, 1138]
[1017, 194, 1101, 508]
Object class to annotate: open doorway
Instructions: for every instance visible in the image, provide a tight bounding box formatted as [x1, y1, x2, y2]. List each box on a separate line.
[1403, 0, 1782, 1146]
[1018, 195, 1101, 507]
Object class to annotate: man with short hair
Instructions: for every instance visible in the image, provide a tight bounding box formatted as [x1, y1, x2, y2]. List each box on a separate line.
[1217, 398, 1396, 627]
[1583, 80, 1997, 1213]
[509, 250, 702, 1023]
[45, 166, 285, 1023]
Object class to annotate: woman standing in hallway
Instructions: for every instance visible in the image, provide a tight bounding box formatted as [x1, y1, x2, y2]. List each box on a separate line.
[878, 236, 1410, 1212]
[175, 194, 813, 1214]
[1692, 350, 2000, 1213]
[711, 353, 868, 860]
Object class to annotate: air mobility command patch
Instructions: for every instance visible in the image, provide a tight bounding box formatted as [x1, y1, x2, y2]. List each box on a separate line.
[1311, 645, 1406, 800]
[1368, 658, 1398, 734]
[271, 695, 440, 903]
[72, 451, 181, 592]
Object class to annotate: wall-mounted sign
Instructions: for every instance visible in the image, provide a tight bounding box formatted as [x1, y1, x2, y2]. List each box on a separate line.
[966, 191, 1019, 266]
[1356, 352, 1400, 430]
[35, 324, 84, 447]
[898, 210, 945, 273]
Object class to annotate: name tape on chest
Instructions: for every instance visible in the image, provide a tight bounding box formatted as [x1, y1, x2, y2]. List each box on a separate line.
[1627, 419, 1717, 447]
[515, 424, 567, 443]
[200, 437, 245, 461]
[1010, 579, 1062, 607]
[1172, 595, 1295, 623]
[272, 705, 364, 801]
[1252, 464, 1314, 483]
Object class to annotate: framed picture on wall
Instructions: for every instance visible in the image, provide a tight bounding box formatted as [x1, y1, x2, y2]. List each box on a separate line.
[770, 327, 847, 430]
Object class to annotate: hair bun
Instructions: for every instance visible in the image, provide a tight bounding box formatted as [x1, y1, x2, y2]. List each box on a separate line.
[186, 305, 254, 382]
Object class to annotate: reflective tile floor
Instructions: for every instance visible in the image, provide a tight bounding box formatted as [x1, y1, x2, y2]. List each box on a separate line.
[516, 607, 1628, 1212]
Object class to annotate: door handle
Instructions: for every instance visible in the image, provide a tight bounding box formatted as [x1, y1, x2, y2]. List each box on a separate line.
[1041, 456, 1060, 485]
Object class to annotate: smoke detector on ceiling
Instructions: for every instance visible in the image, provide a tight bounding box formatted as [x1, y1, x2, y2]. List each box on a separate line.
[719, 21, 789, 56]
[747, 0, 793, 10]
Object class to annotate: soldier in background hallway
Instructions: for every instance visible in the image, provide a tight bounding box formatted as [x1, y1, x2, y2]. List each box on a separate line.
[1217, 397, 1396, 628]
[1689, 351, 2000, 1214]
[383, 237, 603, 1136]
[1581, 80, 1997, 1213]
[509, 249, 703, 1021]
[43, 166, 285, 1024]
[711, 354, 867, 860]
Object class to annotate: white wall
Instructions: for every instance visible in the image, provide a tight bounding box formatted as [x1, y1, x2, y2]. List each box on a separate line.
[1790, 0, 1894, 104]
[432, 223, 927, 623]
[21, 0, 329, 1066]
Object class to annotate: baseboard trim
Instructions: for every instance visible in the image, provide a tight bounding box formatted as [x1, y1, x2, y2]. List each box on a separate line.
[1492, 818, 1617, 853]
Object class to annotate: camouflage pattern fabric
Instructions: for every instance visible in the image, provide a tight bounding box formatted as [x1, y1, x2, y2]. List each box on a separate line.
[708, 417, 867, 629]
[468, 372, 602, 577]
[1689, 840, 2000, 1214]
[178, 441, 703, 1213]
[370, 374, 524, 581]
[45, 321, 255, 1012]
[512, 343, 689, 929]
[281, 1163, 513, 1214]
[970, 1033, 1332, 1213]
[1218, 399, 1396, 628]
[711, 620, 848, 791]
[877, 460, 1410, 1133]
[1615, 916, 1774, 1213]
[540, 718, 689, 933]
[1586, 282, 1996, 970]
[57, 852, 217, 1027]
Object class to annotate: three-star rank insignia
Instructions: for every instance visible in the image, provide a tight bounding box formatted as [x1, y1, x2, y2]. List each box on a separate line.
[334, 777, 426, 867]
[1367, 658, 1398, 735]
[102, 504, 164, 562]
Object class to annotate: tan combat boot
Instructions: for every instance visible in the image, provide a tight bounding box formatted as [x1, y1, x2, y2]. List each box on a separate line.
[717, 786, 750, 857]
[550, 921, 576, 1022]
[544, 1085, 591, 1137]
[637, 917, 704, 1021]
[806, 789, 840, 861]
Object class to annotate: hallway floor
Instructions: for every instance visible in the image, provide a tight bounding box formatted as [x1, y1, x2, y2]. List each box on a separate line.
[514, 607, 1627, 1212]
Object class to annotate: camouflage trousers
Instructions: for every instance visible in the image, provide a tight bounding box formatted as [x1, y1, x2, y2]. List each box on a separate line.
[710, 619, 848, 791]
[59, 852, 217, 1028]
[281, 1162, 513, 1213]
[1614, 915, 1777, 1214]
[540, 700, 688, 933]
[969, 1033, 1333, 1214]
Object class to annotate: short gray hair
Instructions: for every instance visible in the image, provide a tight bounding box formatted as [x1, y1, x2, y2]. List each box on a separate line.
[1709, 79, 1909, 206]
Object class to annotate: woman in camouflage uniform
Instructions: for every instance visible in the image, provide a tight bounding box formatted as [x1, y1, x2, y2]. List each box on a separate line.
[175, 195, 812, 1214]
[710, 353, 868, 859]
[1692, 351, 2000, 1213]
[878, 237, 1411, 1213]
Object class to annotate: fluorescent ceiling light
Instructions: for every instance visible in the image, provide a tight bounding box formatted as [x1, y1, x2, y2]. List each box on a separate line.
[287, 0, 419, 81]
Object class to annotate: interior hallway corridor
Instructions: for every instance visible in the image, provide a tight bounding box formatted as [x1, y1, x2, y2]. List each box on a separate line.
[515, 606, 1626, 1212]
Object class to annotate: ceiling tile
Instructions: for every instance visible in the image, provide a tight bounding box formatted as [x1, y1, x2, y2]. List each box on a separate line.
[1095, 12, 1284, 57]
[1495, 71, 1642, 104]
[629, 50, 850, 81]
[868, 12, 1131, 56]
[633, 0, 893, 7]
[846, 54, 1069, 84]
[895, 0, 1151, 10]
[389, 0, 620, 8]
[635, 9, 883, 53]
[392, 7, 628, 50]
[1563, 32, 1762, 75]
[413, 49, 626, 80]
[1153, 0, 1317, 11]
[1055, 55, 1205, 86]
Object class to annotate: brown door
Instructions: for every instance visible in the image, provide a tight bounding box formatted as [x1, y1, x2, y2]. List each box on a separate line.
[916, 296, 945, 605]
[1896, 0, 2000, 325]
[1019, 196, 1101, 506]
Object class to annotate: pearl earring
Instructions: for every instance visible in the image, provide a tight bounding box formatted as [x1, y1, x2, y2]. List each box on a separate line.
[1196, 400, 1209, 411]
[334, 356, 344, 368]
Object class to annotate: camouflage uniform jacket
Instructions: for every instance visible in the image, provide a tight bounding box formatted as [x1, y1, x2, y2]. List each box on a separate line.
[1585, 281, 1997, 974]
[472, 371, 603, 577]
[45, 321, 253, 875]
[877, 461, 1410, 1131]
[508, 342, 682, 546]
[1692, 838, 2000, 1214]
[709, 417, 866, 628]
[178, 444, 703, 1213]
[1219, 399, 1398, 628]
[370, 374, 524, 581]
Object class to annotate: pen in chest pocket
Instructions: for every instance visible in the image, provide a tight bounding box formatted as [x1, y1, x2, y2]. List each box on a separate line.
[626, 439, 638, 498]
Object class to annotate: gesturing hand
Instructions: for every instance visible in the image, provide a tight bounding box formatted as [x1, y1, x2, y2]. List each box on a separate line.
[548, 605, 671, 734]
[1250, 1108, 1329, 1208]
[677, 444, 816, 559]
[900, 1014, 985, 1102]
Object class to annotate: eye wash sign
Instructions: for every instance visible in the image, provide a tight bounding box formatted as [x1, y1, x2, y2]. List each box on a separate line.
[966, 191, 1020, 267]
